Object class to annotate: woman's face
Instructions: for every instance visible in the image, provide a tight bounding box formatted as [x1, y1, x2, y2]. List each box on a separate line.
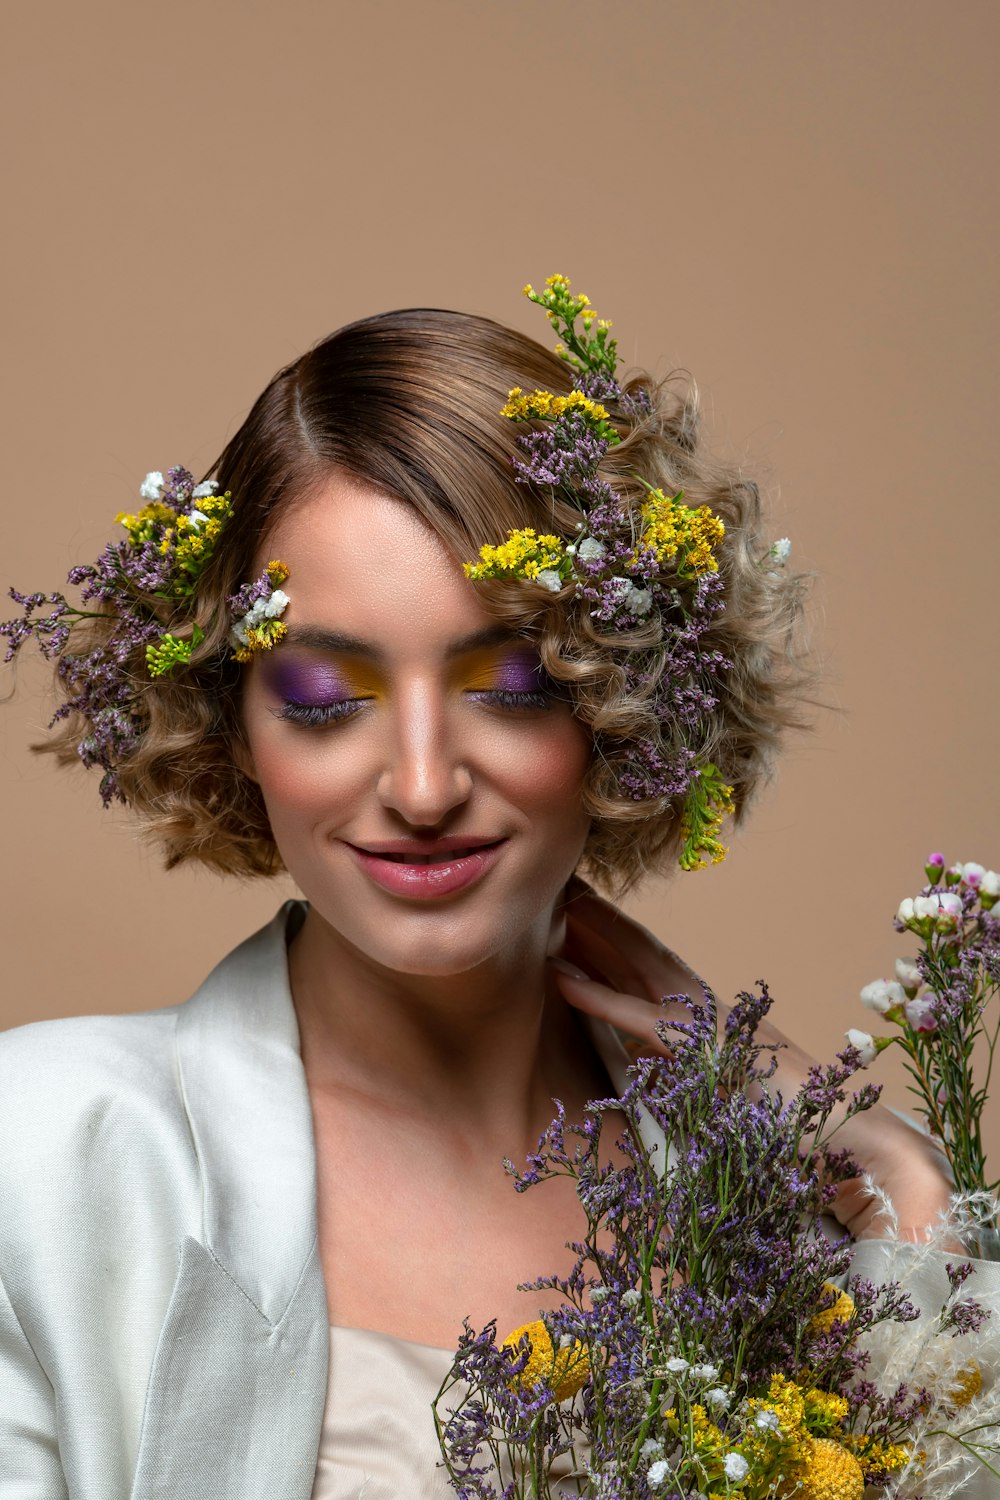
[239, 474, 592, 977]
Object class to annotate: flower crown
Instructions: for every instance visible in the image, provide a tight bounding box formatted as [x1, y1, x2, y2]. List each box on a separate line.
[2, 276, 789, 867]
[0, 465, 289, 805]
[465, 275, 760, 870]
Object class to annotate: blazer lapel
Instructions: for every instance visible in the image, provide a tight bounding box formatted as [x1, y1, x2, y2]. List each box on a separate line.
[130, 901, 329, 1500]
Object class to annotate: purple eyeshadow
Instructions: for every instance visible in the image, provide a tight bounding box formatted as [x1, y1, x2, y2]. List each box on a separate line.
[263, 657, 352, 706]
[490, 649, 545, 693]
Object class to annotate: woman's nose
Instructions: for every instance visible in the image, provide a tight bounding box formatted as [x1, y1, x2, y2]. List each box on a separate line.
[375, 693, 473, 826]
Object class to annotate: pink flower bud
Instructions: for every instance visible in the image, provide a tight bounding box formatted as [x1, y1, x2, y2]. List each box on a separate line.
[904, 995, 937, 1033]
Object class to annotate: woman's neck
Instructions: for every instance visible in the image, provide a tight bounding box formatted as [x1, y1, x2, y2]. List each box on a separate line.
[287, 903, 602, 1149]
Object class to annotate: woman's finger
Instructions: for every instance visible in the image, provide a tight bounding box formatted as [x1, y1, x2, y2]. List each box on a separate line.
[549, 963, 691, 1056]
[565, 895, 708, 1007]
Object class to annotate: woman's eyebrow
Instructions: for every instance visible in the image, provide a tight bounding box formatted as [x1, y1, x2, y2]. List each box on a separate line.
[279, 623, 519, 660]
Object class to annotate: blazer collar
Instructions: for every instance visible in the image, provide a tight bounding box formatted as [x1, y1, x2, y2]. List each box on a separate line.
[174, 897, 317, 1323]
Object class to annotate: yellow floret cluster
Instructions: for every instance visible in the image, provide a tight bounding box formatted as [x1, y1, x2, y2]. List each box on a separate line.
[501, 1320, 590, 1402]
[464, 527, 567, 583]
[115, 501, 178, 544]
[165, 493, 235, 595]
[500, 385, 614, 429]
[807, 1285, 856, 1339]
[639, 488, 725, 577]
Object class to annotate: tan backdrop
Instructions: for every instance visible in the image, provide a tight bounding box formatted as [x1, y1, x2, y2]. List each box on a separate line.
[2, 0, 997, 1152]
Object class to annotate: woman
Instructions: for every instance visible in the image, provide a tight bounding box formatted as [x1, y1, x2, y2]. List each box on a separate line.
[0, 279, 982, 1499]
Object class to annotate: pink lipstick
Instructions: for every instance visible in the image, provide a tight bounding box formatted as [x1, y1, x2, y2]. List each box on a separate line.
[346, 836, 505, 900]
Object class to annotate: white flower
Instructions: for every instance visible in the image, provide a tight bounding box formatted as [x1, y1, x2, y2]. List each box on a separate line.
[536, 569, 563, 593]
[723, 1453, 749, 1483]
[897, 897, 916, 925]
[186, 509, 210, 530]
[262, 589, 289, 619]
[769, 537, 792, 564]
[623, 584, 654, 616]
[980, 870, 1000, 897]
[576, 537, 607, 563]
[589, 1285, 609, 1303]
[664, 1356, 689, 1374]
[755, 1409, 781, 1433]
[960, 861, 986, 887]
[904, 994, 937, 1032]
[140, 470, 165, 500]
[935, 891, 964, 920]
[558, 1333, 575, 1349]
[690, 1362, 719, 1380]
[845, 1028, 877, 1066]
[621, 1288, 641, 1309]
[640, 1438, 665, 1460]
[894, 957, 922, 991]
[192, 480, 218, 498]
[647, 1460, 669, 1488]
[705, 1386, 731, 1409]
[860, 978, 905, 1014]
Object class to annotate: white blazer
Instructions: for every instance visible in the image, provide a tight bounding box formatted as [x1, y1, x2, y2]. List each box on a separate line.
[1, 901, 997, 1499]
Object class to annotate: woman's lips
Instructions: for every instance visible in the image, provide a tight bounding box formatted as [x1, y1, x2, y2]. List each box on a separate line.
[346, 839, 506, 900]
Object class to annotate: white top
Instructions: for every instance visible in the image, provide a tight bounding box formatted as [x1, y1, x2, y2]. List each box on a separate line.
[310, 1325, 588, 1498]
[310, 1326, 456, 1499]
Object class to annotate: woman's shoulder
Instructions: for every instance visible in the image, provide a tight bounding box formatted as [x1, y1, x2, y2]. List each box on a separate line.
[0, 1005, 188, 1180]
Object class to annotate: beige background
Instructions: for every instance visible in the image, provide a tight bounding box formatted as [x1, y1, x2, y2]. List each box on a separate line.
[1, 1, 997, 1151]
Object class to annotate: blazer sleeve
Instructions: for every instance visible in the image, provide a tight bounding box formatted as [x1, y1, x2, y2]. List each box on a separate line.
[0, 1268, 69, 1499]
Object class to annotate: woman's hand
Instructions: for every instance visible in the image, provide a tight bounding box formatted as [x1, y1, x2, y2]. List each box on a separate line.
[549, 883, 955, 1246]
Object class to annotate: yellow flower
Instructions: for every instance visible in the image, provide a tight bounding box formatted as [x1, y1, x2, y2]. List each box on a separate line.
[844, 1433, 909, 1478]
[797, 1438, 865, 1500]
[808, 1285, 856, 1339]
[638, 490, 724, 577]
[948, 1359, 982, 1407]
[501, 1320, 589, 1402]
[803, 1387, 849, 1434]
[463, 527, 566, 583]
[116, 501, 178, 543]
[499, 387, 612, 427]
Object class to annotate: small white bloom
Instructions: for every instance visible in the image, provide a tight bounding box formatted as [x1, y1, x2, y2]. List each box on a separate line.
[589, 1285, 609, 1303]
[186, 509, 210, 530]
[705, 1386, 731, 1409]
[647, 1460, 669, 1488]
[262, 589, 290, 619]
[845, 1028, 877, 1066]
[621, 1288, 641, 1309]
[558, 1333, 575, 1349]
[960, 861, 986, 887]
[894, 958, 922, 991]
[981, 870, 1000, 897]
[690, 1362, 719, 1380]
[536, 569, 563, 593]
[896, 897, 916, 925]
[755, 1409, 781, 1433]
[935, 891, 964, 919]
[769, 537, 792, 564]
[230, 620, 250, 647]
[912, 895, 941, 921]
[860, 978, 905, 1014]
[723, 1453, 749, 1483]
[904, 994, 937, 1032]
[192, 480, 218, 498]
[140, 470, 165, 500]
[577, 537, 607, 563]
[623, 584, 654, 616]
[640, 1438, 665, 1460]
[664, 1356, 689, 1374]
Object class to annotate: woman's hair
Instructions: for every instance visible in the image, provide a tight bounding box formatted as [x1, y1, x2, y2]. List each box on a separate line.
[39, 308, 809, 892]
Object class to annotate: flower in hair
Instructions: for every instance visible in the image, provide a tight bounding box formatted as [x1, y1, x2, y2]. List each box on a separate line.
[228, 561, 290, 662]
[0, 465, 238, 805]
[465, 274, 737, 871]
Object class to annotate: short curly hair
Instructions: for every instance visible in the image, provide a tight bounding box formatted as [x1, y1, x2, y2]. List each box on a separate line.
[39, 307, 808, 892]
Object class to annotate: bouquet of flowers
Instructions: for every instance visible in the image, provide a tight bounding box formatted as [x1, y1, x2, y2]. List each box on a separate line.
[858, 853, 1000, 1263]
[434, 927, 999, 1497]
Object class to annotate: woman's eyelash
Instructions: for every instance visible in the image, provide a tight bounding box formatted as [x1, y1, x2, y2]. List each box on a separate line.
[466, 687, 553, 711]
[275, 700, 367, 727]
[275, 686, 554, 728]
